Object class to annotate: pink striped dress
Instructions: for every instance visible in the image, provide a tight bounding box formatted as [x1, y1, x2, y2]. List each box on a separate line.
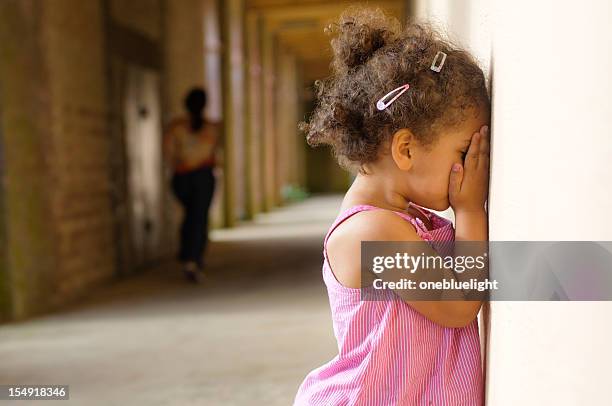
[293, 204, 483, 405]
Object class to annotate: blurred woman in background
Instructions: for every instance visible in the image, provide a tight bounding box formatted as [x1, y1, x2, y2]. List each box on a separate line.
[163, 87, 222, 283]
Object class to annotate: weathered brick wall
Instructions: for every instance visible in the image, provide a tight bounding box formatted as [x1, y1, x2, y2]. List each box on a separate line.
[40, 0, 116, 306]
[40, 0, 173, 307]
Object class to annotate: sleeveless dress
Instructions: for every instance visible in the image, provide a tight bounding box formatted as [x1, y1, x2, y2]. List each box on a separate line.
[293, 203, 483, 406]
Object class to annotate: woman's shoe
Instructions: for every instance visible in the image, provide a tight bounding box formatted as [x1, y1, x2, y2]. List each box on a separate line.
[183, 261, 200, 283]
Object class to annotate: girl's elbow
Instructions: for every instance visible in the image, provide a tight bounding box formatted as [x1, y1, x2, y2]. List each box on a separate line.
[455, 302, 483, 327]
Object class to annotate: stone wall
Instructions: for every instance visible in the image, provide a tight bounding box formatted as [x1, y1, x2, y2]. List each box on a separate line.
[0, 0, 183, 320]
[40, 0, 116, 306]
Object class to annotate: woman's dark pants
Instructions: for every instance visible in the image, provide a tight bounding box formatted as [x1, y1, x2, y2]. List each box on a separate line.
[171, 166, 216, 268]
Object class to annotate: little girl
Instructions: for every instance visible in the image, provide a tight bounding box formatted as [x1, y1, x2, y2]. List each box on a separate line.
[293, 7, 490, 406]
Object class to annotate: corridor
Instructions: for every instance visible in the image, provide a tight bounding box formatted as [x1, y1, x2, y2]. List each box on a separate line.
[0, 196, 343, 405]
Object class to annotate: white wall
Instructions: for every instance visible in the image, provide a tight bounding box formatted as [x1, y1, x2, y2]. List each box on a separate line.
[487, 0, 612, 404]
[415, 0, 612, 404]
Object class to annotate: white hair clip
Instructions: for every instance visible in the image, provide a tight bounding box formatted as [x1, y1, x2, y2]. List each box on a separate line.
[376, 83, 410, 111]
[430, 51, 447, 72]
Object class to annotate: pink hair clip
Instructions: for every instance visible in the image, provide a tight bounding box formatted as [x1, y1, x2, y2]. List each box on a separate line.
[376, 83, 410, 111]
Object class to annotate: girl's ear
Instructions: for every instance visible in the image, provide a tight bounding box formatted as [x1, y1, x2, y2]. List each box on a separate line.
[391, 128, 415, 171]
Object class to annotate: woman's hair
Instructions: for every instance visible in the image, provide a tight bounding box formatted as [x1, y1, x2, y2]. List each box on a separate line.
[184, 87, 207, 131]
[300, 7, 490, 171]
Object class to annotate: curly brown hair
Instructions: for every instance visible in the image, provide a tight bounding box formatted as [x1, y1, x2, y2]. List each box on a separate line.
[300, 6, 491, 172]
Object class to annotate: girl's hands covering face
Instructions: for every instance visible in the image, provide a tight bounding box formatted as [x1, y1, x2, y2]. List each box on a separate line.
[448, 125, 490, 214]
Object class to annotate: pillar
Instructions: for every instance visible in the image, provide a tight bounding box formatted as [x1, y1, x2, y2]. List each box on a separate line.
[220, 0, 248, 226]
[245, 12, 264, 216]
[261, 27, 277, 210]
[201, 0, 225, 228]
[276, 50, 301, 196]
[0, 1, 57, 320]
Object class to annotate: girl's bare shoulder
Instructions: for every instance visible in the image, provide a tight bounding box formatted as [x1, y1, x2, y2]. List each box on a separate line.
[332, 209, 419, 246]
[328, 208, 419, 259]
[325, 208, 420, 289]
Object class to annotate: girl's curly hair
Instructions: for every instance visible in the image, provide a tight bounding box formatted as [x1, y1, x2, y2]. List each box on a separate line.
[300, 7, 491, 172]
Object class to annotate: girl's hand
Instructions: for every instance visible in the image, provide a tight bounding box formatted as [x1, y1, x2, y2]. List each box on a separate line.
[449, 125, 490, 214]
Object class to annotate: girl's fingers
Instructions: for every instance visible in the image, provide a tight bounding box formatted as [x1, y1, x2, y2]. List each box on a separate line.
[464, 131, 481, 172]
[478, 126, 490, 171]
[448, 162, 464, 201]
